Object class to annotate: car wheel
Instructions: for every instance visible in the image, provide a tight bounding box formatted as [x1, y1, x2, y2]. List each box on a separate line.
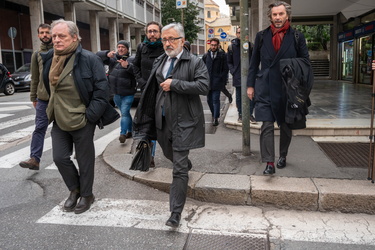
[4, 82, 15, 95]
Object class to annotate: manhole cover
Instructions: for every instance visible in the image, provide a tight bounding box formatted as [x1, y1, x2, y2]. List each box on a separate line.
[318, 142, 369, 168]
[184, 229, 268, 250]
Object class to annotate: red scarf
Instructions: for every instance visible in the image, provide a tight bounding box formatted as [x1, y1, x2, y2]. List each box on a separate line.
[271, 20, 290, 53]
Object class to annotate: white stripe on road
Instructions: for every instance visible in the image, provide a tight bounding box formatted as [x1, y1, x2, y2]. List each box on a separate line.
[45, 128, 120, 170]
[0, 115, 35, 131]
[0, 102, 32, 105]
[0, 114, 13, 119]
[0, 106, 31, 112]
[37, 198, 190, 233]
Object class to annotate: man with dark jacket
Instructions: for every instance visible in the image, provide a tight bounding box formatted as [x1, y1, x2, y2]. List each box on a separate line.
[133, 23, 209, 228]
[42, 19, 117, 214]
[203, 38, 229, 126]
[97, 40, 136, 144]
[228, 27, 255, 123]
[247, 1, 310, 175]
[133, 21, 165, 168]
[19, 23, 53, 170]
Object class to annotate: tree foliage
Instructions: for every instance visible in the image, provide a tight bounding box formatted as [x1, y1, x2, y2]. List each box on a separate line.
[161, 0, 201, 43]
[295, 24, 331, 50]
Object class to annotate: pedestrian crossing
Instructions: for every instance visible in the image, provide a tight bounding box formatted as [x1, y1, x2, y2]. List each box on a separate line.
[0, 101, 120, 170]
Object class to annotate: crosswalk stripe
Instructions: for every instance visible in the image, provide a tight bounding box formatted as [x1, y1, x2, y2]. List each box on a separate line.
[0, 115, 35, 131]
[0, 125, 38, 145]
[37, 198, 191, 233]
[0, 106, 31, 112]
[0, 102, 31, 105]
[0, 114, 13, 119]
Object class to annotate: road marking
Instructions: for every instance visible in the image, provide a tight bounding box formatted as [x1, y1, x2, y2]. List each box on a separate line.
[0, 106, 31, 112]
[0, 115, 35, 131]
[0, 114, 13, 119]
[37, 198, 191, 233]
[0, 102, 31, 105]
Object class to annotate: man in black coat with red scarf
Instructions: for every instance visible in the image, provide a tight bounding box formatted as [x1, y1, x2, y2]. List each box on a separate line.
[247, 1, 310, 175]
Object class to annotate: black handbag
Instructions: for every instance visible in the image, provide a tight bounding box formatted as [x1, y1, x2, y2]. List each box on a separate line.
[129, 139, 151, 172]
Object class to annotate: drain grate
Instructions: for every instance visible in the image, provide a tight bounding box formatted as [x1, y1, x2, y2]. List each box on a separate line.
[318, 142, 369, 168]
[183, 229, 268, 250]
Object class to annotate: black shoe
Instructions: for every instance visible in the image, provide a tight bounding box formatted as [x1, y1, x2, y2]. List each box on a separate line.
[64, 189, 80, 212]
[74, 194, 95, 214]
[213, 118, 219, 126]
[263, 164, 275, 175]
[166, 212, 181, 228]
[277, 157, 286, 169]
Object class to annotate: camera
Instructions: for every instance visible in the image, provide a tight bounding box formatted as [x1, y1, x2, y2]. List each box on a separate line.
[121, 55, 129, 61]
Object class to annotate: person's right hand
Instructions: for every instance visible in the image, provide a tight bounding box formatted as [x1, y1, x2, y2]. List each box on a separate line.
[32, 101, 37, 109]
[107, 50, 116, 58]
[247, 87, 255, 100]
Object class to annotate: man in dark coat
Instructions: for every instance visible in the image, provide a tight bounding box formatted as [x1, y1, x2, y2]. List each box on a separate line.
[97, 40, 136, 144]
[133, 21, 165, 168]
[133, 23, 209, 228]
[247, 1, 310, 175]
[203, 38, 229, 126]
[228, 27, 255, 123]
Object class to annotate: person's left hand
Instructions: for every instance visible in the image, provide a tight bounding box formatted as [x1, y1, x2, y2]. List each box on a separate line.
[160, 79, 172, 92]
[118, 59, 129, 68]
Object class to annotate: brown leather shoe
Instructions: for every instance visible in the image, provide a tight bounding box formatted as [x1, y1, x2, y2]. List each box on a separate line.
[19, 157, 40, 170]
[74, 194, 95, 214]
[125, 132, 132, 139]
[150, 157, 155, 168]
[119, 134, 126, 143]
[64, 189, 80, 212]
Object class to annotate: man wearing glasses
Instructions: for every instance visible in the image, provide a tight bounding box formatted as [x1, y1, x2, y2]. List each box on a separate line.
[133, 23, 209, 228]
[133, 21, 165, 168]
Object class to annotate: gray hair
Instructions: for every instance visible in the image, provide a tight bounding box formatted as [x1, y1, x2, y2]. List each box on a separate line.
[267, 1, 292, 22]
[51, 19, 82, 41]
[162, 23, 185, 38]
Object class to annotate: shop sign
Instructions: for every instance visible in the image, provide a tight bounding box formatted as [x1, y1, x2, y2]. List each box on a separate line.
[338, 30, 353, 42]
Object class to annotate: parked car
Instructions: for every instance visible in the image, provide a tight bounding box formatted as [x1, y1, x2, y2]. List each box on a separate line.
[0, 63, 15, 95]
[10, 63, 31, 91]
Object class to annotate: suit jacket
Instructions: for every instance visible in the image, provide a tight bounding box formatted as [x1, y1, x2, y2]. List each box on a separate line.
[247, 26, 309, 125]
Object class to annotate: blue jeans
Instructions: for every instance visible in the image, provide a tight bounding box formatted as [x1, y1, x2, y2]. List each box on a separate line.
[30, 99, 49, 162]
[113, 94, 134, 135]
[207, 90, 221, 119]
[235, 86, 254, 116]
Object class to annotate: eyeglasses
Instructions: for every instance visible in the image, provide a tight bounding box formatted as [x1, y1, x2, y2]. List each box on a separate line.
[161, 37, 182, 44]
[147, 30, 159, 34]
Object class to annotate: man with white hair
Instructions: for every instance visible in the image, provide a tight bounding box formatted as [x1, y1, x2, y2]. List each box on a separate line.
[133, 23, 210, 227]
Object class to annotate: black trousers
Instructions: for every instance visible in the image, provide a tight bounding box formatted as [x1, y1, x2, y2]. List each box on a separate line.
[260, 121, 292, 163]
[51, 122, 96, 197]
[157, 117, 190, 214]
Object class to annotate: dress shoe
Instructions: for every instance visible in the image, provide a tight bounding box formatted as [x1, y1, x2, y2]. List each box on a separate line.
[74, 194, 95, 214]
[250, 115, 257, 124]
[238, 115, 242, 123]
[125, 132, 132, 139]
[19, 157, 40, 170]
[119, 134, 126, 143]
[213, 118, 219, 126]
[166, 212, 181, 228]
[263, 164, 275, 175]
[150, 157, 155, 168]
[277, 157, 286, 169]
[64, 189, 80, 212]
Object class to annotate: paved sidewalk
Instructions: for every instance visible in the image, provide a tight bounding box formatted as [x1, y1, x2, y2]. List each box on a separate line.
[103, 80, 375, 214]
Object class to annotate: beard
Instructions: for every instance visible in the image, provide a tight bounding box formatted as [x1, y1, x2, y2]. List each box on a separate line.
[165, 43, 182, 58]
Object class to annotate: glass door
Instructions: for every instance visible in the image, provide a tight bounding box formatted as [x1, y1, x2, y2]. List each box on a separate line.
[358, 34, 374, 84]
[341, 40, 354, 81]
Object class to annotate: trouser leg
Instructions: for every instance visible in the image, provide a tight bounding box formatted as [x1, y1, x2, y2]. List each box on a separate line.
[212, 90, 221, 119]
[235, 86, 241, 116]
[30, 100, 49, 162]
[279, 123, 292, 157]
[260, 121, 275, 163]
[207, 90, 214, 117]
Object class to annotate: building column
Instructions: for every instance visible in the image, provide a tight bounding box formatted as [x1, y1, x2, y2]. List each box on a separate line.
[108, 18, 118, 50]
[122, 23, 131, 50]
[29, 0, 44, 51]
[89, 10, 100, 53]
[135, 28, 142, 47]
[330, 14, 339, 80]
[64, 1, 76, 22]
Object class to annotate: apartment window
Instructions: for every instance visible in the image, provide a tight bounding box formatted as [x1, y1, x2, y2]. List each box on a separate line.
[218, 28, 224, 33]
[207, 11, 211, 18]
[136, 0, 144, 6]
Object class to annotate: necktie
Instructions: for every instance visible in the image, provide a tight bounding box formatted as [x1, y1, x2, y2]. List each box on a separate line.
[166, 57, 177, 78]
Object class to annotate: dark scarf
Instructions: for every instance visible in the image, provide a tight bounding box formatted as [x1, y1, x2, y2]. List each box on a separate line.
[143, 37, 163, 48]
[40, 42, 53, 52]
[270, 20, 290, 53]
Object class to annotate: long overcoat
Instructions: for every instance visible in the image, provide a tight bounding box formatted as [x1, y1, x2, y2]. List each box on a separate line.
[247, 27, 309, 125]
[133, 50, 210, 151]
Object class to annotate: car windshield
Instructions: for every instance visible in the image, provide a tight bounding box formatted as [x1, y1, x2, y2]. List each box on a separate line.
[14, 63, 30, 73]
